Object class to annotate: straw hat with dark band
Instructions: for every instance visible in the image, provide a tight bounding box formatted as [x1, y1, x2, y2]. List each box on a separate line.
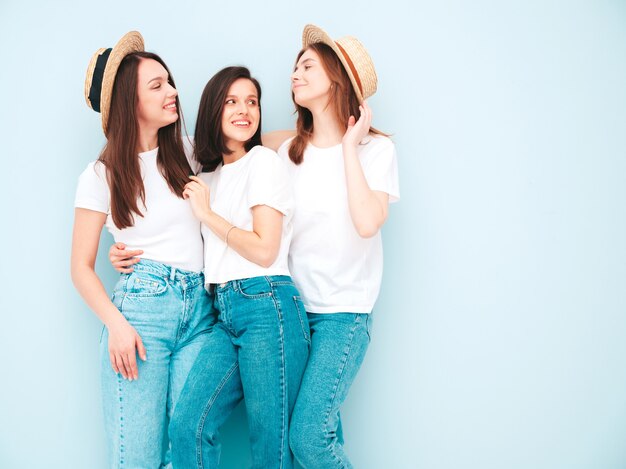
[302, 24, 377, 102]
[84, 31, 144, 135]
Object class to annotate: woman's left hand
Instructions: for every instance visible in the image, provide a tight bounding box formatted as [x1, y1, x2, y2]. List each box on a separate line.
[183, 176, 212, 222]
[342, 100, 372, 148]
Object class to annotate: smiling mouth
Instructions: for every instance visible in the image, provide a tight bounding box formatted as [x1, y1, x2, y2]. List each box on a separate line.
[164, 102, 177, 110]
[232, 120, 251, 127]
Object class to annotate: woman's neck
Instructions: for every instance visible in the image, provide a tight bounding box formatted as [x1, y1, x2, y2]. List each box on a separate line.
[309, 104, 344, 148]
[137, 127, 159, 153]
[223, 144, 247, 165]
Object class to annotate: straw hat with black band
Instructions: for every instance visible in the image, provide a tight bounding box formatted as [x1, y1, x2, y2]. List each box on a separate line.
[301, 24, 377, 103]
[84, 31, 145, 136]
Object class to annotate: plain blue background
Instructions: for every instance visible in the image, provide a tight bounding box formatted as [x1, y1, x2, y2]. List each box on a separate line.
[1, 1, 625, 468]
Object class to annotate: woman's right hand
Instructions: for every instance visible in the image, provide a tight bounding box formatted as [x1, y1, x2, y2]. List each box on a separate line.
[109, 242, 143, 273]
[342, 100, 373, 148]
[107, 317, 147, 380]
[183, 176, 212, 224]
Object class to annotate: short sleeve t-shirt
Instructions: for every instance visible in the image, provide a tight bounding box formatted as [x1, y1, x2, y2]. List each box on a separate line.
[277, 135, 400, 313]
[74, 137, 204, 272]
[201, 145, 294, 284]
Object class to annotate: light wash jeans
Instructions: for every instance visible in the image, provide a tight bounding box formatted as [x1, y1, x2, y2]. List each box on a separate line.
[170, 275, 310, 469]
[289, 313, 372, 469]
[101, 259, 215, 469]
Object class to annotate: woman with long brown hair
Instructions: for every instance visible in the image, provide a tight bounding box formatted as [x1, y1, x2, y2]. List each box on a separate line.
[274, 25, 400, 467]
[71, 32, 214, 467]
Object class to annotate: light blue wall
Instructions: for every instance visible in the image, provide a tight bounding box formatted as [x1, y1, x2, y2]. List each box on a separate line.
[1, 1, 625, 468]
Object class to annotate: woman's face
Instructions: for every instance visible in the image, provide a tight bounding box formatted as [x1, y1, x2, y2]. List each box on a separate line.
[221, 78, 260, 152]
[291, 48, 333, 107]
[136, 58, 178, 132]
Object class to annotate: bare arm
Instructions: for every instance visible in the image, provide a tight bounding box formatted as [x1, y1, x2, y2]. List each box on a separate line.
[184, 176, 283, 268]
[342, 101, 390, 238]
[262, 130, 296, 151]
[71, 208, 146, 379]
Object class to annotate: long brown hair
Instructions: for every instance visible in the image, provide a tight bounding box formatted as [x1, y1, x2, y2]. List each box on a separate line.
[98, 51, 191, 229]
[288, 43, 387, 165]
[194, 66, 263, 172]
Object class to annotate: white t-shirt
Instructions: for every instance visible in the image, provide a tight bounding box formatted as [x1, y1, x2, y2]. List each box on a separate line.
[277, 135, 400, 314]
[201, 145, 293, 284]
[74, 137, 204, 273]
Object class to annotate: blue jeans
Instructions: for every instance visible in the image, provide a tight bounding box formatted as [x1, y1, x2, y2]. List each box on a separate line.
[170, 275, 310, 469]
[101, 259, 215, 469]
[289, 313, 372, 469]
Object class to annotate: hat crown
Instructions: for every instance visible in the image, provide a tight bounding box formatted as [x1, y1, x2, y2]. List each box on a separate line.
[302, 24, 377, 102]
[84, 31, 145, 135]
[333, 36, 377, 100]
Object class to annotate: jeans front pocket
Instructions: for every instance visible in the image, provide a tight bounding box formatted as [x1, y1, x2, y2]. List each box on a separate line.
[125, 271, 169, 297]
[238, 277, 273, 299]
[292, 296, 311, 345]
[365, 313, 373, 342]
[110, 274, 130, 309]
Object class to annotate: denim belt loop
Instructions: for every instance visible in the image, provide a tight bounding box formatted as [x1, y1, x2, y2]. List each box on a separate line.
[170, 266, 177, 282]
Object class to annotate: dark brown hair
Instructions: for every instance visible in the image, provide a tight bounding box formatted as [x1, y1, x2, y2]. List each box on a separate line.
[288, 43, 387, 165]
[194, 66, 263, 172]
[98, 51, 191, 229]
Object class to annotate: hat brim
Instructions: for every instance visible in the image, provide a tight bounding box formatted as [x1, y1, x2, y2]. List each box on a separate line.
[85, 31, 144, 135]
[302, 24, 364, 103]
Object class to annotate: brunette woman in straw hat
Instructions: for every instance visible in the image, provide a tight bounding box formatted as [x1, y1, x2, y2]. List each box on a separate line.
[267, 24, 400, 467]
[71, 31, 214, 467]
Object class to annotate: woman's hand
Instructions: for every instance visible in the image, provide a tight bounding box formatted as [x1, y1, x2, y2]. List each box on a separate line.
[339, 101, 389, 238]
[109, 242, 143, 273]
[342, 101, 372, 148]
[183, 176, 212, 223]
[107, 316, 147, 380]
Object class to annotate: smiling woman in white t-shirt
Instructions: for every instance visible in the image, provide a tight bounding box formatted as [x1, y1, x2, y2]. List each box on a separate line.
[71, 32, 214, 467]
[167, 66, 310, 469]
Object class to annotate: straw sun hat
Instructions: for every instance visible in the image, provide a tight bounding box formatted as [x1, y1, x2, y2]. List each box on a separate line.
[302, 24, 377, 102]
[84, 31, 145, 135]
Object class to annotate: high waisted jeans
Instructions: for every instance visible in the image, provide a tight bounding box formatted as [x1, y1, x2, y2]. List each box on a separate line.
[289, 313, 372, 469]
[101, 259, 215, 469]
[170, 275, 310, 469]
